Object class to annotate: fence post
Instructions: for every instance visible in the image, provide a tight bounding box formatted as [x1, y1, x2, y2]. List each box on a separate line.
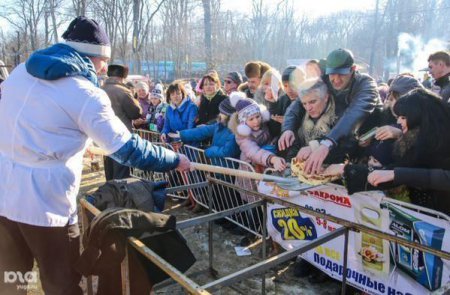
[207, 181, 218, 277]
[261, 200, 268, 294]
[340, 228, 349, 295]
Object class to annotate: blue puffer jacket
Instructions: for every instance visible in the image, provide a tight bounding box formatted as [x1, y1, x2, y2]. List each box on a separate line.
[180, 122, 240, 160]
[162, 97, 198, 138]
[25, 43, 98, 85]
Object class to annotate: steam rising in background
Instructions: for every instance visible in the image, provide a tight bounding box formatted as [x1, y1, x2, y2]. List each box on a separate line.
[397, 33, 448, 75]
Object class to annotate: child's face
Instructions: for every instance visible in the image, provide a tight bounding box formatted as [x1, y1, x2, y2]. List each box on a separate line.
[150, 96, 161, 106]
[246, 113, 262, 131]
[368, 156, 382, 168]
[137, 88, 148, 99]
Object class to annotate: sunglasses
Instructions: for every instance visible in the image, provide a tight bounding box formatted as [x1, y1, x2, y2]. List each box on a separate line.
[224, 80, 234, 84]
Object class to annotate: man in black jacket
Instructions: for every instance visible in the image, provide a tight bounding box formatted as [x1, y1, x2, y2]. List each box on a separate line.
[279, 48, 381, 174]
[428, 51, 450, 103]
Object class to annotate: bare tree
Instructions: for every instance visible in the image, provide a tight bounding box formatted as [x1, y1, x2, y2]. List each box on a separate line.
[71, 0, 88, 16]
[131, 0, 166, 73]
[202, 0, 212, 69]
[1, 0, 46, 52]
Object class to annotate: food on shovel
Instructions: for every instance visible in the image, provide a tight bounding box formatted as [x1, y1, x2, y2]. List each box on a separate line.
[290, 158, 339, 185]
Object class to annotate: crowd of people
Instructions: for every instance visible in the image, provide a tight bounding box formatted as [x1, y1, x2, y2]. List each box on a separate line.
[1, 15, 449, 294]
[108, 48, 450, 216]
[99, 44, 450, 284]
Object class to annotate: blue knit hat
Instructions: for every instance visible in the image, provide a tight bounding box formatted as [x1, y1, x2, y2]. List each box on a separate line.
[62, 16, 111, 58]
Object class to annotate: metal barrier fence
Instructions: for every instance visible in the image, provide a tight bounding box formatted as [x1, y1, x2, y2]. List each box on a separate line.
[79, 176, 450, 294]
[130, 136, 265, 237]
[132, 129, 161, 143]
[130, 129, 166, 181]
[178, 144, 265, 237]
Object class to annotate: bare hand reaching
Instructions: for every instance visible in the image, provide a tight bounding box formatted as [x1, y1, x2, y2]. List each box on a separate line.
[176, 154, 191, 172]
[278, 130, 295, 151]
[375, 125, 402, 141]
[367, 170, 394, 186]
[271, 156, 287, 171]
[296, 146, 312, 161]
[304, 145, 329, 175]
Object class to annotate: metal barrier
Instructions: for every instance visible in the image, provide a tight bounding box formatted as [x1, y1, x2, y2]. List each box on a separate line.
[79, 176, 450, 294]
[132, 142, 266, 237]
[132, 128, 161, 143]
[130, 129, 165, 182]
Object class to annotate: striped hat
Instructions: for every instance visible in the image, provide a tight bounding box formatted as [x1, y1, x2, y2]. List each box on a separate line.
[62, 17, 111, 58]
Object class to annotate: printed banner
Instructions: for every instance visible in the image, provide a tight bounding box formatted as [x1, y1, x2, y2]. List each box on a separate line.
[259, 182, 450, 295]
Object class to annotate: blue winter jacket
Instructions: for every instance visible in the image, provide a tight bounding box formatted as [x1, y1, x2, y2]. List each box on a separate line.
[111, 134, 179, 172]
[180, 122, 240, 160]
[162, 98, 198, 139]
[25, 43, 179, 172]
[26, 43, 98, 85]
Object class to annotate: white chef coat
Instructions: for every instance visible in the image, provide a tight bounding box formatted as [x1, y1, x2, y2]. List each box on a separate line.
[0, 64, 131, 226]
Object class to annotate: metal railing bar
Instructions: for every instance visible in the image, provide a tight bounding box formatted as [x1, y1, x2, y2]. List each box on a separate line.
[176, 201, 264, 230]
[128, 237, 211, 295]
[201, 227, 347, 291]
[165, 182, 209, 194]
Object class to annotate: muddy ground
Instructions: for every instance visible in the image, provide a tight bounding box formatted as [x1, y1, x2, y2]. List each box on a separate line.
[73, 155, 342, 295]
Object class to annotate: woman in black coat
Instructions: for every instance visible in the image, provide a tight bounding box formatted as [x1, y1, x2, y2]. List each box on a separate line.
[197, 72, 228, 125]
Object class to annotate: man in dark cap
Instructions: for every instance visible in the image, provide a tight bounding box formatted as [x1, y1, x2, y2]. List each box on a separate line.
[102, 65, 142, 180]
[223, 71, 243, 95]
[279, 49, 381, 174]
[0, 16, 190, 294]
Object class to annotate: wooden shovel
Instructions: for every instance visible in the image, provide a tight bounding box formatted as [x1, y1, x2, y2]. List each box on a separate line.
[86, 146, 314, 191]
[191, 163, 315, 191]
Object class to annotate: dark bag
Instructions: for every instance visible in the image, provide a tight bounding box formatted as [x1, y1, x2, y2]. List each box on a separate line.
[87, 177, 168, 212]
